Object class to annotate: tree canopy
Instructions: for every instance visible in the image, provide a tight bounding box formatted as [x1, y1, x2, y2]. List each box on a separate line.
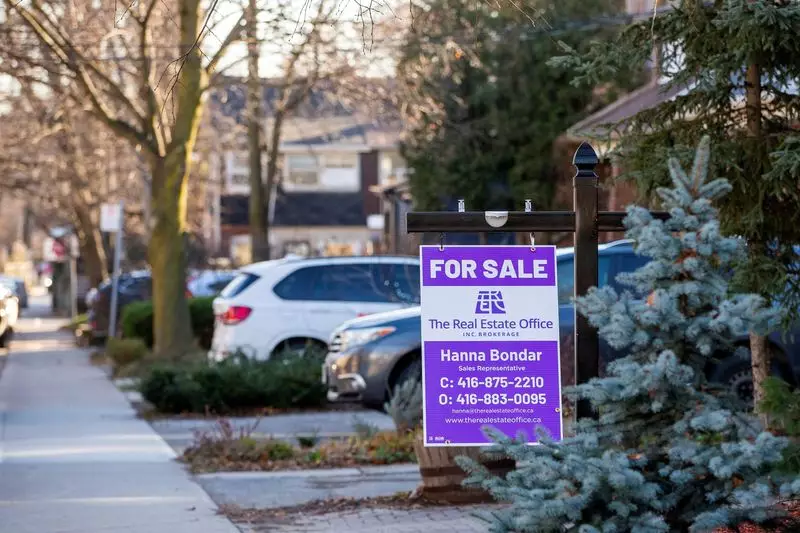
[397, 0, 633, 213]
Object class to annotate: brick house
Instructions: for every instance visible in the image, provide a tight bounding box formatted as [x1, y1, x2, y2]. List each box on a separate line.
[199, 79, 409, 263]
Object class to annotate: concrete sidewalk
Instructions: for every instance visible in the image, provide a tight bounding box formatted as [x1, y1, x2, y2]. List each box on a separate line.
[0, 302, 240, 533]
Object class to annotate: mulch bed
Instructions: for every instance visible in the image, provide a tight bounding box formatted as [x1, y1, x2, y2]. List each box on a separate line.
[182, 431, 416, 473]
[219, 492, 497, 526]
[219, 496, 799, 532]
[714, 501, 800, 533]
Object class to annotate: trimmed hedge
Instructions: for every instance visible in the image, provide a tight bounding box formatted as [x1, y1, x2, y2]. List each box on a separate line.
[121, 297, 215, 350]
[138, 354, 327, 414]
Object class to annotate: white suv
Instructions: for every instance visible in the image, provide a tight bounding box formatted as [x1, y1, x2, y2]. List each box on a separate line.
[209, 256, 420, 361]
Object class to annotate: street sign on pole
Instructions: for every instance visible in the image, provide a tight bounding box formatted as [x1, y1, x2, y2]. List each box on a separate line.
[419, 245, 563, 447]
[100, 202, 124, 232]
[105, 201, 125, 339]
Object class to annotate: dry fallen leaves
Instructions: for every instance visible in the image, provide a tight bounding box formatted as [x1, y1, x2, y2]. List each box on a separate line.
[218, 492, 499, 526]
[182, 430, 417, 473]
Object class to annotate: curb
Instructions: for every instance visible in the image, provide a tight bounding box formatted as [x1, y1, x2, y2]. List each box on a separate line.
[195, 463, 420, 481]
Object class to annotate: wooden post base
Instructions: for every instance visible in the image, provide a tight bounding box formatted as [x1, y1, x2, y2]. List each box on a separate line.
[413, 434, 515, 504]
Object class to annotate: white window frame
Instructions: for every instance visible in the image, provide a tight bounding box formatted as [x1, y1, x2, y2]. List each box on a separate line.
[284, 154, 321, 189]
[323, 153, 359, 169]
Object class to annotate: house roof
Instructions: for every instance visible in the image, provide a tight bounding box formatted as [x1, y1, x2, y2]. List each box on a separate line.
[565, 79, 687, 142]
[220, 192, 366, 227]
[566, 71, 799, 149]
[274, 116, 402, 148]
[209, 77, 402, 149]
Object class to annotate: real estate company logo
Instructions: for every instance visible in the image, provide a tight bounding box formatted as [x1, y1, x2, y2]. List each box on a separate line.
[475, 290, 506, 314]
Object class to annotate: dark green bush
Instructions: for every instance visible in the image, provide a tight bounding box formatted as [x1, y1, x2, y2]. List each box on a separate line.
[138, 352, 327, 414]
[760, 376, 800, 474]
[121, 297, 215, 350]
[188, 297, 215, 349]
[121, 301, 155, 347]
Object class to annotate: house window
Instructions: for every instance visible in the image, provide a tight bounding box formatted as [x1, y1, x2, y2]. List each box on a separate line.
[324, 153, 358, 169]
[286, 154, 319, 186]
[230, 172, 249, 187]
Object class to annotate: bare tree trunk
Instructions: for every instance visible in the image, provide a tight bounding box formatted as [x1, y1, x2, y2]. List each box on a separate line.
[264, 108, 285, 260]
[73, 201, 107, 287]
[745, 58, 770, 423]
[148, 156, 194, 359]
[247, 0, 268, 262]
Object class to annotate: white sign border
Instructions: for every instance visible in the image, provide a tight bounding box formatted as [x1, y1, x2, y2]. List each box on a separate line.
[419, 244, 564, 447]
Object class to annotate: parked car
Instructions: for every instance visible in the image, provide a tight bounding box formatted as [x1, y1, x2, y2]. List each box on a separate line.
[187, 270, 237, 298]
[0, 276, 28, 310]
[209, 256, 420, 361]
[323, 240, 800, 409]
[0, 285, 20, 348]
[87, 270, 152, 342]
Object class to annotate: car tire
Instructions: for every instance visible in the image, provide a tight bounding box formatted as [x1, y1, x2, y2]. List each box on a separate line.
[710, 352, 792, 407]
[387, 358, 421, 404]
[0, 327, 12, 349]
[272, 338, 326, 360]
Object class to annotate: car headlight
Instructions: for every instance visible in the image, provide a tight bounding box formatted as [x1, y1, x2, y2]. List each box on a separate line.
[339, 326, 396, 351]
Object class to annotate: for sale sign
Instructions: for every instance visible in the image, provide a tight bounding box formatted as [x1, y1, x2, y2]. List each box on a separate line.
[420, 245, 563, 446]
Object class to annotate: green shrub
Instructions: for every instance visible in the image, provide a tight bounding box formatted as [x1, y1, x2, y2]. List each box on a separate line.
[138, 353, 327, 414]
[384, 376, 423, 434]
[121, 297, 215, 350]
[121, 301, 155, 347]
[188, 297, 215, 349]
[760, 376, 800, 474]
[106, 337, 149, 373]
[63, 313, 89, 331]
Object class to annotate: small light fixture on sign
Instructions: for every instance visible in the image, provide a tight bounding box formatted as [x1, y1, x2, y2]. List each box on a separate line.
[485, 211, 508, 228]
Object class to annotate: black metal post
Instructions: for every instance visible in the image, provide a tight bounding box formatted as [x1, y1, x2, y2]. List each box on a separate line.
[405, 142, 669, 422]
[572, 143, 600, 419]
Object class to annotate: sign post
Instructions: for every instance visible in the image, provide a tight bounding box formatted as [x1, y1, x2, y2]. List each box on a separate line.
[101, 201, 124, 339]
[420, 245, 563, 446]
[407, 143, 670, 423]
[68, 235, 79, 319]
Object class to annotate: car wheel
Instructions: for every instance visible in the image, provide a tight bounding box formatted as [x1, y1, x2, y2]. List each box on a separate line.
[710, 353, 791, 407]
[272, 338, 326, 360]
[0, 327, 12, 349]
[388, 358, 421, 402]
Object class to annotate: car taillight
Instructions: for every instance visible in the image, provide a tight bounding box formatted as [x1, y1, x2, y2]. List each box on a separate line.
[220, 306, 252, 325]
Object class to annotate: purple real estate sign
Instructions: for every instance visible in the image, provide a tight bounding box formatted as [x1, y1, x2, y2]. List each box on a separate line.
[419, 245, 563, 446]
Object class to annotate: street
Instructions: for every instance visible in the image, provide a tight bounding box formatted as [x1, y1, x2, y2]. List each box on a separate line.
[0, 295, 239, 533]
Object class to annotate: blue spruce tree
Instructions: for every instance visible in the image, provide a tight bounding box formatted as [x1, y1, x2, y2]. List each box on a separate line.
[457, 137, 800, 532]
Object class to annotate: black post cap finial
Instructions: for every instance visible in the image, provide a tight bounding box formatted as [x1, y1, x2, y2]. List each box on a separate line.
[573, 142, 599, 170]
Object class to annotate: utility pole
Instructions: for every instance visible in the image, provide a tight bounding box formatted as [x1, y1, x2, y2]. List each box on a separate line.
[247, 0, 269, 262]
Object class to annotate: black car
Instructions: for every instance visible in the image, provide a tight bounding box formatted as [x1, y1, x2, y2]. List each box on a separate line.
[87, 270, 152, 342]
[324, 240, 800, 408]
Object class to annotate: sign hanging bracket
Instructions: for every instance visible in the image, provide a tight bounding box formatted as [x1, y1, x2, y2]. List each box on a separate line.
[524, 199, 535, 251]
